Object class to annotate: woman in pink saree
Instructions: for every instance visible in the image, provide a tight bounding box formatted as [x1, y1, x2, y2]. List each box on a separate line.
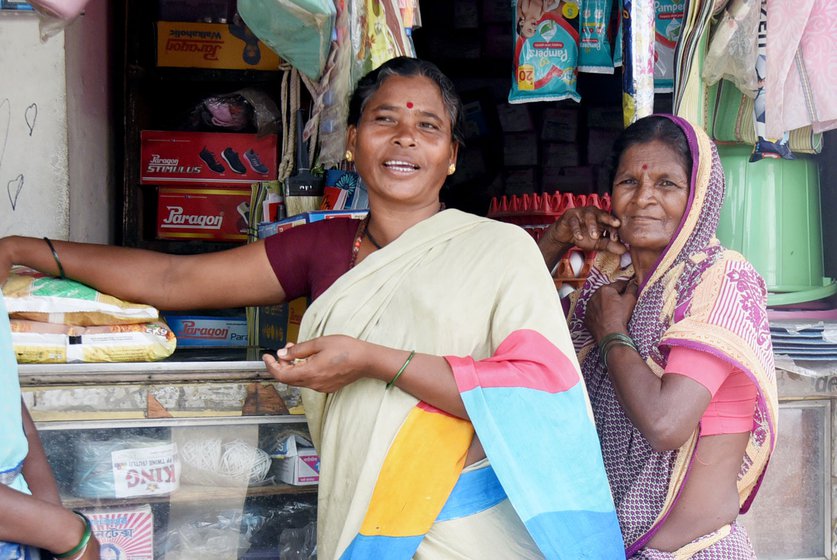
[540, 115, 779, 558]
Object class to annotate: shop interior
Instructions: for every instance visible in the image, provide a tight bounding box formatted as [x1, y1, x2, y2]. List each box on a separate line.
[1, 0, 835, 558]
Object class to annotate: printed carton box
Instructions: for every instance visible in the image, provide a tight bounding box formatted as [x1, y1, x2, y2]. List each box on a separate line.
[163, 313, 248, 347]
[272, 435, 319, 486]
[83, 506, 154, 560]
[141, 130, 278, 185]
[156, 187, 250, 242]
[156, 21, 281, 71]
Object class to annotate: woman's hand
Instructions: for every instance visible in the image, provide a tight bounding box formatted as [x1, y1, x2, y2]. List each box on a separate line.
[263, 335, 369, 393]
[585, 279, 638, 341]
[546, 207, 625, 253]
[539, 207, 626, 271]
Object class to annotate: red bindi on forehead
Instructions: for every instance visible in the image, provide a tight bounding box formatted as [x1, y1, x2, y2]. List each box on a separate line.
[641, 164, 648, 170]
[406, 101, 414, 109]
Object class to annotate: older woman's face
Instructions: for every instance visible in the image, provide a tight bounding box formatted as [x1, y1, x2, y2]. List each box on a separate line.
[611, 139, 690, 255]
[346, 75, 458, 208]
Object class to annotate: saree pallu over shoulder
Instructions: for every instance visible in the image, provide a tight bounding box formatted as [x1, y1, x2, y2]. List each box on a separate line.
[570, 116, 778, 555]
[297, 210, 621, 559]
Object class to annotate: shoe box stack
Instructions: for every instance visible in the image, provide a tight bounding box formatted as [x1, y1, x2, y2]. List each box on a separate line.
[140, 131, 279, 243]
[140, 1, 283, 243]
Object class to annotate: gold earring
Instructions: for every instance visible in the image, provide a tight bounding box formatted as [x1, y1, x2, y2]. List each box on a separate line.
[447, 164, 456, 175]
[345, 150, 353, 162]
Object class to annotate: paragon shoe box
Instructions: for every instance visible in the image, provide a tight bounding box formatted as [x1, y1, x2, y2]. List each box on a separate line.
[156, 21, 282, 71]
[141, 130, 278, 185]
[156, 187, 250, 242]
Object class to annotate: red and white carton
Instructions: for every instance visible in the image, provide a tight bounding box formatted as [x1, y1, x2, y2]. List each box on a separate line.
[156, 187, 250, 242]
[141, 130, 278, 185]
[83, 506, 154, 560]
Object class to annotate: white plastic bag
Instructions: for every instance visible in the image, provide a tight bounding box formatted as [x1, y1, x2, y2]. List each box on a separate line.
[703, 0, 760, 96]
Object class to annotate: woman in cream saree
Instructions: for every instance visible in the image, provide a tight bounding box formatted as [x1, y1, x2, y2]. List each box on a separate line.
[285, 208, 622, 559]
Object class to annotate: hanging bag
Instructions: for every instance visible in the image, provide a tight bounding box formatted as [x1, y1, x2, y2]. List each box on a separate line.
[237, 0, 337, 80]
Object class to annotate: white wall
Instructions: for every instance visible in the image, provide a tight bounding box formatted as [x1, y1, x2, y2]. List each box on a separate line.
[0, 0, 111, 243]
[65, 0, 112, 243]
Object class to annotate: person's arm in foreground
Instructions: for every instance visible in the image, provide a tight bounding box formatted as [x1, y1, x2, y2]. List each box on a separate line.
[0, 402, 100, 559]
[584, 281, 711, 451]
[0, 484, 100, 559]
[20, 401, 60, 505]
[0, 236, 284, 310]
[265, 338, 468, 418]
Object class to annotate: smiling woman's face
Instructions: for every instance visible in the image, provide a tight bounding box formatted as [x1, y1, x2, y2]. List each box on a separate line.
[346, 74, 458, 208]
[611, 139, 690, 257]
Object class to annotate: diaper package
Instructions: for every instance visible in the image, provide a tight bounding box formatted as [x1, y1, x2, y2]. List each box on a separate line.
[510, 0, 581, 103]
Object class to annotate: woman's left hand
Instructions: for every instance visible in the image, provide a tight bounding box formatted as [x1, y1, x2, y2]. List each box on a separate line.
[263, 335, 368, 393]
[585, 279, 638, 341]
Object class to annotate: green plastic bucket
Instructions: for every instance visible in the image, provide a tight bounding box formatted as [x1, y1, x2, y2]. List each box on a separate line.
[716, 143, 835, 306]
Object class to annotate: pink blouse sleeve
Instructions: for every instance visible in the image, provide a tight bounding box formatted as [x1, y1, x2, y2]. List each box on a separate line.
[664, 346, 734, 397]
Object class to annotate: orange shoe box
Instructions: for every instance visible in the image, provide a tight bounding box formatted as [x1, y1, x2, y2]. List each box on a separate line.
[156, 21, 281, 71]
[156, 187, 250, 242]
[141, 130, 278, 185]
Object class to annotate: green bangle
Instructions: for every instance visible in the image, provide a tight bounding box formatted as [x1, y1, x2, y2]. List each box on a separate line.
[598, 333, 637, 369]
[387, 350, 416, 389]
[598, 332, 635, 353]
[55, 511, 92, 559]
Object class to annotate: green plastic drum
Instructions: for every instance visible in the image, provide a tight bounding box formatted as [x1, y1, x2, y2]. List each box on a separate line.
[716, 143, 836, 306]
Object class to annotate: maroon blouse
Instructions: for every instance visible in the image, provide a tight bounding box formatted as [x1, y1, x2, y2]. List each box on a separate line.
[263, 218, 359, 301]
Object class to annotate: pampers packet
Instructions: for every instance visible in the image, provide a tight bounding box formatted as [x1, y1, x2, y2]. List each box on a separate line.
[509, 0, 581, 103]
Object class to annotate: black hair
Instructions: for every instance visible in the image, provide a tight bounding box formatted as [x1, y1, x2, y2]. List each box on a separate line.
[347, 56, 465, 146]
[607, 115, 693, 187]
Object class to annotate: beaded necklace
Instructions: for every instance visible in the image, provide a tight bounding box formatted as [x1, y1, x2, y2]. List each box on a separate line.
[349, 216, 370, 269]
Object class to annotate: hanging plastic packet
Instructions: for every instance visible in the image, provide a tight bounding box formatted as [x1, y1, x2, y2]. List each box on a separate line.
[653, 0, 685, 92]
[613, 0, 623, 67]
[509, 0, 582, 104]
[578, 0, 614, 73]
[621, 0, 655, 126]
[750, 0, 793, 161]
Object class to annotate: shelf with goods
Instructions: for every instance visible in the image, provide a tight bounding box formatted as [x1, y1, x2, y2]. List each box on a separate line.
[117, 0, 285, 252]
[22, 360, 319, 559]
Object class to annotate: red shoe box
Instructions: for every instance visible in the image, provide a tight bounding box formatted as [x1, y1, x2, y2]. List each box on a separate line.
[156, 187, 250, 242]
[141, 130, 278, 185]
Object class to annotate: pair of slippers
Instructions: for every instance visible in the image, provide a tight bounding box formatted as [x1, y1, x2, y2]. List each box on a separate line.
[228, 15, 262, 66]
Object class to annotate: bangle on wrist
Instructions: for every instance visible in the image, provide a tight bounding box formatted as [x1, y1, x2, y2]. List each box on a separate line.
[598, 332, 637, 369]
[55, 511, 92, 559]
[387, 350, 416, 389]
[43, 237, 66, 280]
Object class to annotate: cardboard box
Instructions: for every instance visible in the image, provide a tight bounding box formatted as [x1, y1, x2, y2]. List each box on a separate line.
[504, 168, 538, 195]
[163, 313, 248, 347]
[156, 187, 250, 242]
[256, 297, 308, 351]
[542, 142, 581, 168]
[156, 21, 282, 71]
[497, 103, 533, 133]
[84, 506, 154, 560]
[587, 128, 622, 165]
[273, 435, 319, 486]
[141, 130, 278, 185]
[503, 132, 538, 167]
[453, 0, 479, 29]
[587, 106, 624, 130]
[541, 108, 579, 142]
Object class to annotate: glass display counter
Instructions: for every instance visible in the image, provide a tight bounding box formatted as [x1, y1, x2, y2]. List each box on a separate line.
[20, 361, 318, 560]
